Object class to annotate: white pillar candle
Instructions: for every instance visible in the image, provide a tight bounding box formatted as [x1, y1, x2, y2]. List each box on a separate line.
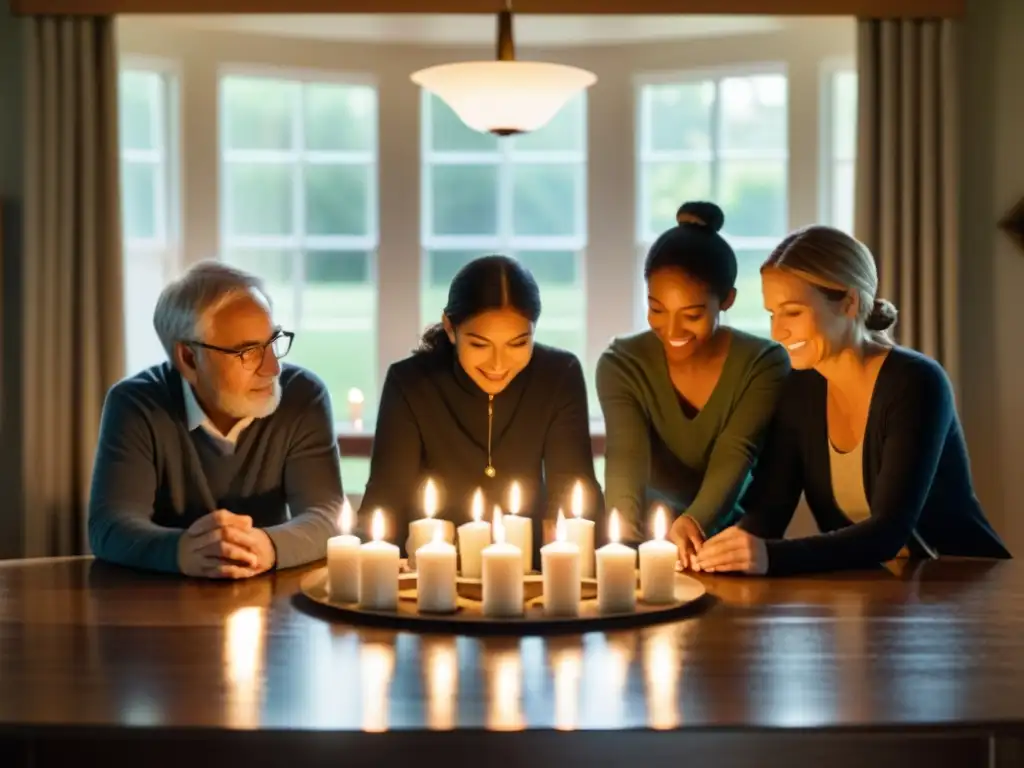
[416, 527, 458, 614]
[563, 480, 595, 578]
[407, 478, 451, 570]
[482, 508, 524, 618]
[504, 481, 533, 573]
[358, 509, 400, 611]
[596, 509, 637, 613]
[540, 511, 580, 617]
[457, 488, 491, 579]
[327, 497, 361, 603]
[639, 506, 677, 605]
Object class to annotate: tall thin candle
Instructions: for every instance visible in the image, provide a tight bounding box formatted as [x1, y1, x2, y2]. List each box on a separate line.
[563, 480, 595, 578]
[503, 480, 532, 573]
[457, 488, 491, 578]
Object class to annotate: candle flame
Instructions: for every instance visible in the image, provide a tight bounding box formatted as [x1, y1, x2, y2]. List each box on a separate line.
[339, 497, 354, 535]
[571, 481, 584, 519]
[556, 509, 567, 543]
[654, 506, 667, 541]
[347, 387, 364, 405]
[424, 478, 438, 519]
[509, 481, 521, 516]
[371, 508, 385, 542]
[609, 508, 621, 544]
[493, 506, 505, 545]
[472, 488, 483, 523]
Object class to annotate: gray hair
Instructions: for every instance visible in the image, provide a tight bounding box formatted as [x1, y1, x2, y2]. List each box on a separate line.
[153, 260, 270, 359]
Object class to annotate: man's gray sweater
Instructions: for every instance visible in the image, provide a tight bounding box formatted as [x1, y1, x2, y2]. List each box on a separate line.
[88, 362, 343, 573]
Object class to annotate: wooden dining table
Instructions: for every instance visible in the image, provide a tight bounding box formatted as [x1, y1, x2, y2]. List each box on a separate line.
[1, 554, 1022, 767]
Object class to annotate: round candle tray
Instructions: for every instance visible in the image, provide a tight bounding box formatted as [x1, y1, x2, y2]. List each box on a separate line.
[298, 567, 709, 635]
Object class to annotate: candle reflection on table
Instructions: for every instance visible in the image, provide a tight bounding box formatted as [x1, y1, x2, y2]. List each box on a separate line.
[223, 606, 266, 729]
[642, 626, 681, 729]
[360, 641, 396, 732]
[423, 636, 458, 730]
[485, 645, 524, 731]
[583, 633, 635, 727]
[549, 641, 583, 731]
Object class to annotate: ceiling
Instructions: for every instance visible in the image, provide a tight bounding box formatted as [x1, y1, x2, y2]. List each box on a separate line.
[142, 13, 788, 47]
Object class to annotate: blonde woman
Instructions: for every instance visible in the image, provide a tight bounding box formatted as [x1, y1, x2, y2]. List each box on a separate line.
[694, 225, 1010, 575]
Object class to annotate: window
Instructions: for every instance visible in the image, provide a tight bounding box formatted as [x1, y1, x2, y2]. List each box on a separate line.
[822, 68, 857, 233]
[636, 70, 788, 337]
[119, 66, 178, 373]
[218, 72, 379, 425]
[420, 92, 588, 368]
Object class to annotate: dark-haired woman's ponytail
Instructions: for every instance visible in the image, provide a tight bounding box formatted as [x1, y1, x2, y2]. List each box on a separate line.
[414, 322, 452, 355]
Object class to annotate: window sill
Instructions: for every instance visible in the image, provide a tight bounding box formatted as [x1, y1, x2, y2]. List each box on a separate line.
[337, 430, 607, 457]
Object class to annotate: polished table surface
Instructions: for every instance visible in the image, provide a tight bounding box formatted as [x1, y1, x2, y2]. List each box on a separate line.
[1, 554, 1023, 738]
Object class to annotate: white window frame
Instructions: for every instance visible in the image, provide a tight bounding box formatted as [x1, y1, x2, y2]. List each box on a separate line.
[818, 58, 857, 232]
[119, 56, 182, 266]
[633, 63, 789, 332]
[118, 56, 182, 375]
[419, 90, 589, 296]
[217, 65, 380, 332]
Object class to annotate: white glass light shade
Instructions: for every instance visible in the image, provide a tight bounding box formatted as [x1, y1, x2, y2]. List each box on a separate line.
[411, 60, 597, 135]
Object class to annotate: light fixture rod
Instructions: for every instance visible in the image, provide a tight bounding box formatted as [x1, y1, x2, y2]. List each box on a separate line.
[496, 8, 515, 62]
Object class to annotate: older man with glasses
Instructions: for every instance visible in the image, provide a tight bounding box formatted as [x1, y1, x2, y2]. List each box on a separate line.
[88, 260, 343, 578]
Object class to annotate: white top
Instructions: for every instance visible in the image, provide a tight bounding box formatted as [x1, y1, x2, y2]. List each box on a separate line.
[828, 438, 937, 558]
[828, 440, 871, 523]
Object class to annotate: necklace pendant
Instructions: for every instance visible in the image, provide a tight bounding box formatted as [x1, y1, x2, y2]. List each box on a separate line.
[484, 465, 496, 478]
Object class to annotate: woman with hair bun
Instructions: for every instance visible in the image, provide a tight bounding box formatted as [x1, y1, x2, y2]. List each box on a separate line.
[695, 224, 1011, 576]
[360, 254, 601, 562]
[597, 201, 791, 564]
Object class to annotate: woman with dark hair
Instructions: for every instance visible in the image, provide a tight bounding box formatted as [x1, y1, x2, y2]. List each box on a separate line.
[359, 254, 601, 562]
[693, 225, 1010, 576]
[597, 201, 790, 566]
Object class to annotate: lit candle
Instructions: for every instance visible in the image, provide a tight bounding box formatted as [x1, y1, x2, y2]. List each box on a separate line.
[639, 506, 677, 605]
[457, 488, 491, 579]
[503, 480, 532, 573]
[596, 509, 637, 613]
[358, 509, 400, 611]
[347, 387, 365, 432]
[407, 478, 450, 570]
[540, 510, 580, 617]
[563, 480, 595, 578]
[416, 527, 458, 614]
[482, 507, 524, 618]
[327, 497, 361, 603]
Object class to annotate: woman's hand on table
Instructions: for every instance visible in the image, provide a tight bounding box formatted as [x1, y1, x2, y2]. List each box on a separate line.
[693, 525, 768, 575]
[668, 515, 705, 570]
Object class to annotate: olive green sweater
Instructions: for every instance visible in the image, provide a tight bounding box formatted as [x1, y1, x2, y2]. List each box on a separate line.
[596, 329, 790, 538]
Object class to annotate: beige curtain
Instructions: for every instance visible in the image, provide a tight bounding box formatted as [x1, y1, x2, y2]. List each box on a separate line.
[855, 19, 960, 389]
[22, 16, 124, 557]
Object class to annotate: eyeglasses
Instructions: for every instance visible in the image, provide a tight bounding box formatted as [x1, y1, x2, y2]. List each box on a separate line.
[187, 330, 294, 371]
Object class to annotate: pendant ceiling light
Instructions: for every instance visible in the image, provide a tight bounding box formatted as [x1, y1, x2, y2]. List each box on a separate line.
[410, 2, 597, 137]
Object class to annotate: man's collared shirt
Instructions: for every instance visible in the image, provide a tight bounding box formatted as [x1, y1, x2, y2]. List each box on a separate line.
[182, 379, 254, 454]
